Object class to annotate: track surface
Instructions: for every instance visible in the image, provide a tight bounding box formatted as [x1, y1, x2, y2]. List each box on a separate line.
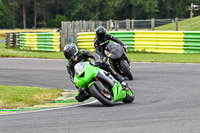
[0, 58, 200, 133]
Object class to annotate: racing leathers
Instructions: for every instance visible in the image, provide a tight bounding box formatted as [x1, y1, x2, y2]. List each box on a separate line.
[66, 50, 124, 102]
[94, 33, 126, 61]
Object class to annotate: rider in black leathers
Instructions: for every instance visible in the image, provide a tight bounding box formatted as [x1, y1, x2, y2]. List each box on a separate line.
[94, 26, 127, 61]
[64, 43, 125, 102]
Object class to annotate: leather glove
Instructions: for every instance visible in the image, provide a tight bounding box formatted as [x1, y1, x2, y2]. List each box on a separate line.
[94, 61, 101, 66]
[123, 45, 127, 52]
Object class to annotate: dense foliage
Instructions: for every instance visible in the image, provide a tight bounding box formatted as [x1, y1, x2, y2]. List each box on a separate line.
[1, 0, 200, 29]
[0, 0, 12, 28]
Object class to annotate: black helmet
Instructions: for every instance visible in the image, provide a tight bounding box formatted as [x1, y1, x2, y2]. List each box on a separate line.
[64, 43, 78, 60]
[96, 26, 106, 38]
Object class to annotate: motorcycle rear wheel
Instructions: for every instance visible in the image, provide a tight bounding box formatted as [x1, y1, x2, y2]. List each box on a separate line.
[89, 84, 114, 106]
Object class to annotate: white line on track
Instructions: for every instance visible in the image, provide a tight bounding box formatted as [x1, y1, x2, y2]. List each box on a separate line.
[0, 100, 98, 116]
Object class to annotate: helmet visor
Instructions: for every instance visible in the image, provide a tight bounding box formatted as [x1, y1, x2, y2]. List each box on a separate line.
[97, 32, 105, 38]
[70, 54, 76, 60]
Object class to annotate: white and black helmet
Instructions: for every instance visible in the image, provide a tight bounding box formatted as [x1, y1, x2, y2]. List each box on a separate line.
[63, 43, 78, 60]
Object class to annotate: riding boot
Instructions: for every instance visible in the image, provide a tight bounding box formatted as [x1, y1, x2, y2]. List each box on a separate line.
[112, 72, 124, 82]
[75, 88, 90, 102]
[99, 61, 124, 82]
[112, 72, 128, 90]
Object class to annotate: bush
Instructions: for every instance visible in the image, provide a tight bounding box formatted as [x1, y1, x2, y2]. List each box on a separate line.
[47, 15, 67, 28]
[0, 2, 12, 28]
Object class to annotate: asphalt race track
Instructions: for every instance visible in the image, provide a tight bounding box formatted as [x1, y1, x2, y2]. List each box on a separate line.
[0, 58, 200, 133]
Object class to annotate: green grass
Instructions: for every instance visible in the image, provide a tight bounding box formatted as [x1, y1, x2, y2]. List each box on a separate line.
[128, 53, 200, 63]
[155, 16, 200, 31]
[0, 41, 64, 59]
[0, 85, 63, 109]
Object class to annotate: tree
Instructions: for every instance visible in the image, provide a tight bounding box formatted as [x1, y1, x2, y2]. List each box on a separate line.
[71, 0, 125, 20]
[47, 14, 67, 28]
[17, 0, 28, 29]
[1, 0, 200, 28]
[0, 0, 12, 28]
[33, 0, 38, 28]
[55, 0, 68, 15]
[128, 0, 159, 19]
[9, 0, 31, 29]
[2, 0, 19, 28]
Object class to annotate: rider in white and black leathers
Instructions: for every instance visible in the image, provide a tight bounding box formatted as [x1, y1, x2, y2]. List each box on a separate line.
[94, 26, 127, 62]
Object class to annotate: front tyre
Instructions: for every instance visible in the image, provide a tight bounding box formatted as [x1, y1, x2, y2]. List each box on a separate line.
[122, 87, 135, 103]
[120, 60, 133, 80]
[89, 84, 114, 106]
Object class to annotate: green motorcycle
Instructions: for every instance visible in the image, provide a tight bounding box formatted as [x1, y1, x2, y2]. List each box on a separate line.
[74, 61, 134, 106]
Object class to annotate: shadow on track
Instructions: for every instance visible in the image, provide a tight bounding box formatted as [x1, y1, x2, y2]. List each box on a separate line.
[81, 101, 133, 108]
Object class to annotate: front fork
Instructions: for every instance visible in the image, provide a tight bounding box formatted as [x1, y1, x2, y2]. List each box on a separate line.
[123, 52, 130, 65]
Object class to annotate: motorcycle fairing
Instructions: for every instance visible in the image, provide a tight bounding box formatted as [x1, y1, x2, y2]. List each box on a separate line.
[104, 42, 124, 59]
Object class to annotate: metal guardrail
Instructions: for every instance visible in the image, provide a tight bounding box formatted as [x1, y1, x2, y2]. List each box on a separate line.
[20, 32, 61, 52]
[61, 18, 184, 50]
[77, 31, 200, 54]
[5, 32, 61, 52]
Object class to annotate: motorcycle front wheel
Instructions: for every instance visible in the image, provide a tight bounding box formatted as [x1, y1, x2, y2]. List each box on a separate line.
[89, 84, 114, 106]
[122, 87, 135, 103]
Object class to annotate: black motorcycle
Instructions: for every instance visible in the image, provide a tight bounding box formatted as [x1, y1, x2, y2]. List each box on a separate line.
[104, 42, 133, 80]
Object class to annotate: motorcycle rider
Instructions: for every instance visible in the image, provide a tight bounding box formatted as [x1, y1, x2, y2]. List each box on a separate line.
[94, 26, 129, 62]
[64, 43, 126, 102]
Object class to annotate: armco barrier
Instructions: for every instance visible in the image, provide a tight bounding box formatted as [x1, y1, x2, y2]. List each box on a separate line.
[133, 31, 184, 53]
[183, 31, 200, 53]
[77, 31, 200, 53]
[20, 32, 60, 52]
[77, 31, 135, 52]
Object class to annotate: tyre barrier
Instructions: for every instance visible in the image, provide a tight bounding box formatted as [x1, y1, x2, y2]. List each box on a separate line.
[20, 32, 61, 52]
[77, 31, 200, 53]
[5, 33, 20, 48]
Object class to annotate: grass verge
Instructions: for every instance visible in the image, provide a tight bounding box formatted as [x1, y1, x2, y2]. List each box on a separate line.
[0, 42, 64, 59]
[155, 16, 200, 31]
[0, 85, 63, 109]
[127, 53, 200, 63]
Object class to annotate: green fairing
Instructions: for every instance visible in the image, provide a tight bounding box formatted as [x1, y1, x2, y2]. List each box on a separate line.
[112, 83, 126, 102]
[74, 62, 99, 88]
[126, 89, 133, 96]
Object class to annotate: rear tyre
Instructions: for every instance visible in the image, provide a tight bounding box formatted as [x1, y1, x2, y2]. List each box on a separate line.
[89, 84, 114, 106]
[120, 60, 133, 80]
[122, 87, 135, 103]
